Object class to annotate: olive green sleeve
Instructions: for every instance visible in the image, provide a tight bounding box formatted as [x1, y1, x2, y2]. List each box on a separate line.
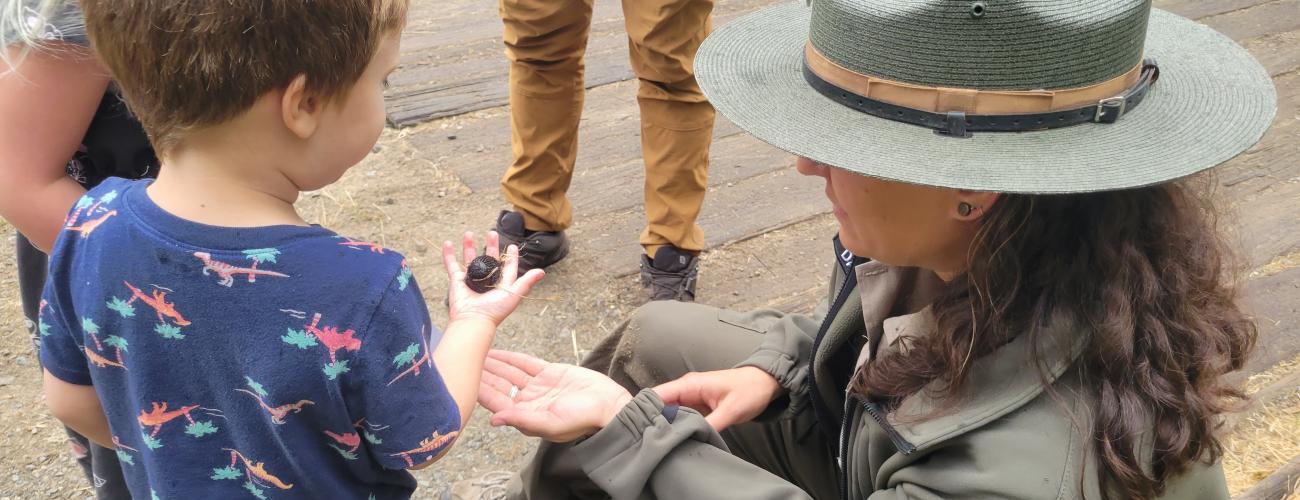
[571, 389, 815, 500]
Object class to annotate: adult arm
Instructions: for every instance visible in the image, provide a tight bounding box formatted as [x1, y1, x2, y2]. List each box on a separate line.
[0, 44, 108, 251]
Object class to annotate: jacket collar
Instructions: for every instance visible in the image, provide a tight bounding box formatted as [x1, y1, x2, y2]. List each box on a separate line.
[847, 262, 1088, 451]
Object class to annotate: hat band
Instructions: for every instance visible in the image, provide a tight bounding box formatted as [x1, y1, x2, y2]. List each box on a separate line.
[802, 42, 1160, 138]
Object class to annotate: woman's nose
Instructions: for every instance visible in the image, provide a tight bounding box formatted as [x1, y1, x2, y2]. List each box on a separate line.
[795, 157, 828, 178]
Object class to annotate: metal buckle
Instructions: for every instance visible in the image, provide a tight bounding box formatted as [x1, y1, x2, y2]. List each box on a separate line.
[1094, 96, 1126, 123]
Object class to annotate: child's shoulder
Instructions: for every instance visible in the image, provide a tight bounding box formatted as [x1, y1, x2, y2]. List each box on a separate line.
[293, 233, 414, 288]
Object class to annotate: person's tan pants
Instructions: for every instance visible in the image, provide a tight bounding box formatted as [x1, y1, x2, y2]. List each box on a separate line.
[499, 0, 716, 256]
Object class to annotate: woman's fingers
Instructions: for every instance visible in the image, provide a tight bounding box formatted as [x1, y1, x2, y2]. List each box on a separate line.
[477, 380, 514, 414]
[484, 354, 534, 388]
[480, 368, 516, 396]
[488, 349, 549, 377]
[652, 375, 712, 412]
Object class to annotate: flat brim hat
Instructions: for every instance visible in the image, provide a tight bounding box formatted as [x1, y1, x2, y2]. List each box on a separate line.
[694, 0, 1277, 193]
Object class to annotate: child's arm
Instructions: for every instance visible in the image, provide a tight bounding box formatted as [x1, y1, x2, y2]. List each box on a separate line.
[42, 369, 114, 448]
[345, 232, 541, 471]
[434, 231, 544, 430]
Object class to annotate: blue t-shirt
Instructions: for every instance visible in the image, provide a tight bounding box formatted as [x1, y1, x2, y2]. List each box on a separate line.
[38, 178, 460, 500]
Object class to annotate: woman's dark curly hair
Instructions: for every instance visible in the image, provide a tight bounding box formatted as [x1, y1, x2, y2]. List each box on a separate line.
[849, 176, 1256, 499]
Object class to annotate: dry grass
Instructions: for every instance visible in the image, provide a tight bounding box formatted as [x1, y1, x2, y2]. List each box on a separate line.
[1222, 354, 1300, 495]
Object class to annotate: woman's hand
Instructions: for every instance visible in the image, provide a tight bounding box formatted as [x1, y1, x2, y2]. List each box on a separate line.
[652, 367, 783, 431]
[442, 231, 544, 327]
[478, 350, 633, 443]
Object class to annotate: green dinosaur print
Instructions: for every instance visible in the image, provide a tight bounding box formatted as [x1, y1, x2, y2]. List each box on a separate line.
[281, 328, 318, 349]
[142, 432, 163, 450]
[392, 343, 420, 367]
[211, 466, 241, 480]
[323, 360, 351, 380]
[155, 323, 185, 340]
[328, 444, 359, 461]
[107, 296, 136, 318]
[185, 421, 219, 438]
[396, 262, 413, 291]
[243, 248, 281, 266]
[243, 481, 268, 500]
[245, 377, 269, 397]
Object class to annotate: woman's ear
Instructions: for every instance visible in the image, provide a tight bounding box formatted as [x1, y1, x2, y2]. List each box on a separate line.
[954, 190, 1002, 221]
[280, 74, 320, 140]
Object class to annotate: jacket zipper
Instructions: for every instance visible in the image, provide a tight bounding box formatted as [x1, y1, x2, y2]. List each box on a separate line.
[861, 399, 917, 455]
[817, 265, 856, 500]
[837, 395, 854, 500]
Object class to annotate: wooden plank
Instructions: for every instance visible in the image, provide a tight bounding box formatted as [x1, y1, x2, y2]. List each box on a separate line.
[698, 213, 838, 314]
[1200, 0, 1300, 42]
[579, 166, 830, 276]
[1153, 0, 1276, 20]
[385, 0, 784, 127]
[1233, 453, 1300, 500]
[1243, 29, 1300, 77]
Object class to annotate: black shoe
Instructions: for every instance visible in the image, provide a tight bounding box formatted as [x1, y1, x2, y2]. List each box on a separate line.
[494, 210, 569, 272]
[640, 246, 699, 302]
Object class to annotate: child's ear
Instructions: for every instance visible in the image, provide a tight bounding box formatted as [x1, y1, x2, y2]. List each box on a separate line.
[281, 74, 321, 139]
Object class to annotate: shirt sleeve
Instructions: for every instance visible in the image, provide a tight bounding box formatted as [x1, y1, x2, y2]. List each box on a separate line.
[37, 253, 92, 385]
[342, 271, 459, 470]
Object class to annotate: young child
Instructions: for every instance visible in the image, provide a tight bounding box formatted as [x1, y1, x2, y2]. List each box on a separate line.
[36, 1, 543, 498]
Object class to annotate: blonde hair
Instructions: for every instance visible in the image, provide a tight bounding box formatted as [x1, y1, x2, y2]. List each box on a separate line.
[0, 0, 80, 73]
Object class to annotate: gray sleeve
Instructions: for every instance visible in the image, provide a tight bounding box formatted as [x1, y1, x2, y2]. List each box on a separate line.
[571, 389, 814, 500]
[732, 305, 822, 396]
[4, 1, 88, 47]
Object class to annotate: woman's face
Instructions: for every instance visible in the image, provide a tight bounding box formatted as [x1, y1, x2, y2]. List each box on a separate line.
[796, 157, 997, 277]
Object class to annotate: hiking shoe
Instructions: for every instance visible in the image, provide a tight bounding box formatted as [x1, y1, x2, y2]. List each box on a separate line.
[640, 246, 699, 302]
[494, 210, 569, 272]
[446, 471, 512, 500]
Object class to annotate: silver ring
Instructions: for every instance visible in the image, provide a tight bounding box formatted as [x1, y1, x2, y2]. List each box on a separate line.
[508, 385, 519, 399]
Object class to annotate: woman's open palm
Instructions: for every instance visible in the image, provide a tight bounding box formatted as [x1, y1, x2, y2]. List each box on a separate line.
[478, 350, 632, 443]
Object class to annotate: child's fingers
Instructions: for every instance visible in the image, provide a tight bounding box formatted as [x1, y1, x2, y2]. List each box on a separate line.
[461, 231, 477, 265]
[442, 241, 462, 278]
[507, 268, 545, 297]
[500, 244, 520, 284]
[484, 355, 533, 388]
[488, 349, 549, 377]
[486, 231, 501, 260]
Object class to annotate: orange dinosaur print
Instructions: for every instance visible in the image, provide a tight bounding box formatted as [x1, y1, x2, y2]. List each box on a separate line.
[224, 448, 294, 490]
[234, 389, 314, 424]
[390, 430, 459, 467]
[138, 402, 200, 437]
[306, 313, 361, 364]
[123, 281, 191, 326]
[193, 252, 290, 287]
[84, 346, 126, 369]
[64, 210, 118, 238]
[338, 237, 386, 253]
[324, 430, 361, 453]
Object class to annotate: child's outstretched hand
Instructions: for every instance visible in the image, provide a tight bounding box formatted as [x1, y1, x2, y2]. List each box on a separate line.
[443, 231, 544, 326]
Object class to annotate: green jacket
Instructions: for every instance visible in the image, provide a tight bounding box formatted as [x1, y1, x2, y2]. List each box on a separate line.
[564, 246, 1231, 499]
